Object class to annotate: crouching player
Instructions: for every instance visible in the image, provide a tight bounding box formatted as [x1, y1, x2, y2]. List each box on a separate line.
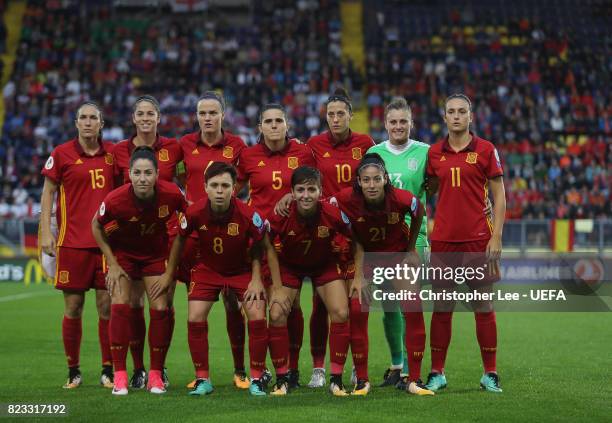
[266, 167, 358, 396]
[177, 162, 287, 397]
[331, 153, 434, 396]
[92, 146, 186, 395]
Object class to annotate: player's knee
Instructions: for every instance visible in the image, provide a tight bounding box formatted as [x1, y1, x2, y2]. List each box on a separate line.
[64, 302, 83, 318]
[129, 292, 145, 308]
[244, 301, 266, 321]
[329, 306, 349, 323]
[269, 304, 288, 326]
[96, 298, 110, 319]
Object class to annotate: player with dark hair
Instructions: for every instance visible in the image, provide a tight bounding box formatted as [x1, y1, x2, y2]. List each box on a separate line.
[266, 166, 357, 396]
[40, 102, 114, 389]
[112, 95, 183, 389]
[176, 162, 287, 397]
[178, 92, 251, 390]
[330, 153, 432, 396]
[424, 93, 506, 393]
[92, 146, 186, 395]
[237, 103, 316, 388]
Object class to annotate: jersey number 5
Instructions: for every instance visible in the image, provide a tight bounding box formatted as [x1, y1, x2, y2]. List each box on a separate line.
[272, 171, 282, 190]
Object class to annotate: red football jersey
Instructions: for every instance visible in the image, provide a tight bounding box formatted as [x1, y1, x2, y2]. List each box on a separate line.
[179, 130, 246, 204]
[268, 201, 352, 273]
[237, 139, 315, 219]
[96, 180, 187, 261]
[426, 134, 503, 242]
[41, 139, 115, 249]
[179, 197, 266, 276]
[113, 135, 183, 185]
[332, 187, 420, 252]
[307, 131, 375, 196]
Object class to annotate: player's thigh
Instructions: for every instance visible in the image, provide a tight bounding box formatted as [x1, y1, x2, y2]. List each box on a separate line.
[222, 289, 241, 312]
[110, 275, 131, 305]
[188, 300, 215, 322]
[143, 275, 169, 310]
[268, 285, 299, 325]
[316, 279, 349, 322]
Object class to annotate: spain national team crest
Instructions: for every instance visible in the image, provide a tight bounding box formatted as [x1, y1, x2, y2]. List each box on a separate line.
[228, 223, 239, 236]
[287, 156, 298, 169]
[466, 152, 478, 164]
[352, 147, 362, 160]
[223, 146, 234, 159]
[158, 149, 169, 162]
[158, 205, 169, 218]
[388, 212, 400, 224]
[58, 271, 70, 284]
[104, 154, 113, 165]
[318, 226, 330, 238]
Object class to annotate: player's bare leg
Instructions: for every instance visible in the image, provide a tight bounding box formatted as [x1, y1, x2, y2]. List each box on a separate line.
[316, 279, 350, 396]
[109, 275, 132, 395]
[222, 290, 248, 388]
[187, 300, 215, 396]
[128, 280, 147, 388]
[62, 291, 85, 389]
[95, 289, 113, 388]
[268, 286, 299, 396]
[240, 295, 268, 396]
[142, 275, 171, 394]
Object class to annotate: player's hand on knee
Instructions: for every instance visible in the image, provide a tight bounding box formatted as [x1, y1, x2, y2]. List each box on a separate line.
[269, 287, 291, 315]
[106, 264, 130, 298]
[245, 278, 266, 307]
[150, 271, 172, 300]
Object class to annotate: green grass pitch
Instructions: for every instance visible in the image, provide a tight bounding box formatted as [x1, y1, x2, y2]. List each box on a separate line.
[0, 282, 610, 422]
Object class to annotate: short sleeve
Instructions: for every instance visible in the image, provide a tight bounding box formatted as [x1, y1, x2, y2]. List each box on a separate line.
[396, 189, 421, 220]
[178, 208, 196, 237]
[330, 206, 352, 238]
[96, 197, 115, 226]
[485, 146, 504, 178]
[247, 209, 266, 242]
[425, 149, 436, 177]
[41, 150, 61, 183]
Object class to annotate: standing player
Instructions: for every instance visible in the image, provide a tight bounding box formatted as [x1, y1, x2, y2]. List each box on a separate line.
[424, 94, 506, 393]
[266, 167, 357, 396]
[177, 162, 287, 397]
[178, 92, 250, 389]
[92, 146, 186, 395]
[330, 153, 433, 396]
[39, 102, 114, 389]
[304, 88, 375, 388]
[237, 103, 316, 387]
[112, 95, 183, 389]
[367, 97, 430, 388]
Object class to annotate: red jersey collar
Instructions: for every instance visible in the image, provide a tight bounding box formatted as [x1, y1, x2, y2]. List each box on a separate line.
[204, 197, 236, 224]
[326, 130, 353, 147]
[259, 137, 292, 156]
[127, 134, 163, 154]
[197, 129, 229, 149]
[128, 183, 159, 211]
[442, 132, 478, 153]
[72, 138, 107, 157]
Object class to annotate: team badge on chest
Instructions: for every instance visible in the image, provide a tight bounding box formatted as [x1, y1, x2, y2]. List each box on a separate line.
[104, 154, 113, 165]
[288, 157, 298, 169]
[318, 226, 330, 238]
[223, 146, 234, 159]
[158, 149, 169, 162]
[466, 152, 478, 164]
[352, 147, 362, 160]
[388, 212, 400, 224]
[159, 205, 169, 218]
[228, 223, 239, 236]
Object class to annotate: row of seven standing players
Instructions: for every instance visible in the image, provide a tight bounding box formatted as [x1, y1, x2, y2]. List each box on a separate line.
[39, 88, 506, 397]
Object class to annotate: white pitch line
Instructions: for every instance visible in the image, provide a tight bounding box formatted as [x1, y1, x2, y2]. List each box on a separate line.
[0, 290, 54, 303]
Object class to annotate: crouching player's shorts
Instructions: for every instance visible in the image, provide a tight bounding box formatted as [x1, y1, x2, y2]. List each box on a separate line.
[187, 265, 252, 302]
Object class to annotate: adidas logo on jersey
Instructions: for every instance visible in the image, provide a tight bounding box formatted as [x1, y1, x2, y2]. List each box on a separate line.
[323, 152, 331, 158]
[199, 224, 208, 230]
[357, 217, 365, 222]
[75, 159, 83, 164]
[257, 161, 265, 167]
[129, 216, 139, 222]
[192, 149, 199, 155]
[288, 230, 296, 236]
[440, 156, 446, 161]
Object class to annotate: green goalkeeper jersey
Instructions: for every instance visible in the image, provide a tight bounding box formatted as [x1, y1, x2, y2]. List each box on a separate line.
[368, 139, 429, 247]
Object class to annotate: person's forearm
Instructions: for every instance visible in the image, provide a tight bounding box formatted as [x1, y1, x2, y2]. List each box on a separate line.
[165, 235, 185, 277]
[91, 219, 119, 267]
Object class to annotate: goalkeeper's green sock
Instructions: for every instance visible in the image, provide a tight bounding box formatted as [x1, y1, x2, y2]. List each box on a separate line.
[383, 311, 404, 368]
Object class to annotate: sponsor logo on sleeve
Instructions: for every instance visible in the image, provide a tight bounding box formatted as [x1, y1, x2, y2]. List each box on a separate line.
[99, 202, 106, 216]
[45, 156, 54, 169]
[411, 197, 418, 214]
[180, 214, 188, 230]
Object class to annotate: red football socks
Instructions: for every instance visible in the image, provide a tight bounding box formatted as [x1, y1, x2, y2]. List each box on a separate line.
[129, 306, 146, 370]
[226, 309, 246, 371]
[475, 311, 497, 373]
[287, 307, 304, 371]
[188, 321, 209, 379]
[161, 306, 175, 366]
[268, 325, 289, 376]
[248, 319, 268, 379]
[329, 321, 350, 375]
[98, 318, 112, 367]
[430, 311, 453, 373]
[310, 294, 328, 368]
[403, 312, 426, 382]
[349, 297, 369, 380]
[148, 309, 171, 371]
[110, 304, 131, 372]
[62, 316, 82, 368]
